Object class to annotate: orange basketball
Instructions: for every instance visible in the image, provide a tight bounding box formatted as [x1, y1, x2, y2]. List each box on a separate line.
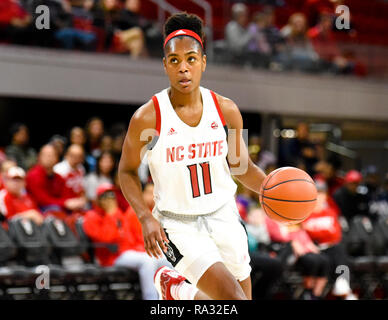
[259, 167, 317, 225]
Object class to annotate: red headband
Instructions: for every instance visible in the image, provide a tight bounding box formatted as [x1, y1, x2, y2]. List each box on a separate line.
[163, 29, 203, 49]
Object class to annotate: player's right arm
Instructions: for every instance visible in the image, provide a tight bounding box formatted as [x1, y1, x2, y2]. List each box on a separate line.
[118, 100, 168, 259]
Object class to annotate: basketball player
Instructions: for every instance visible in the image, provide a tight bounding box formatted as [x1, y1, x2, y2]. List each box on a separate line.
[118, 12, 267, 300]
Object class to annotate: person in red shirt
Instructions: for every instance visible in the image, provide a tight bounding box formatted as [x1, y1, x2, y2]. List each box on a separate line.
[265, 215, 330, 299]
[303, 180, 357, 299]
[0, 159, 17, 191]
[0, 0, 32, 44]
[314, 156, 344, 213]
[83, 183, 169, 300]
[303, 180, 342, 246]
[0, 166, 43, 226]
[54, 144, 87, 200]
[26, 144, 86, 215]
[307, 11, 355, 74]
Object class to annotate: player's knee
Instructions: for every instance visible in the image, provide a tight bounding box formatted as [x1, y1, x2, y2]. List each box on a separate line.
[219, 283, 248, 300]
[228, 291, 248, 300]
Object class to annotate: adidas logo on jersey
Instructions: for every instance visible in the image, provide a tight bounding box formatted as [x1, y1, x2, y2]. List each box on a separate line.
[167, 128, 177, 135]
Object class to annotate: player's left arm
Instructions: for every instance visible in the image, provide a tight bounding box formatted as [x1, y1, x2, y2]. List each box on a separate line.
[217, 94, 267, 195]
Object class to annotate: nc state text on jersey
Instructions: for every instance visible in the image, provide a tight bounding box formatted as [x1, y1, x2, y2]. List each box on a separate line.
[166, 140, 225, 162]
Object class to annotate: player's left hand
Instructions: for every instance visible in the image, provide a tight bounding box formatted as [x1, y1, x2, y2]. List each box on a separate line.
[141, 215, 169, 258]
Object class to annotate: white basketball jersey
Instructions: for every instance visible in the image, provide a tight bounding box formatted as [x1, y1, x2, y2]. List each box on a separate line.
[147, 86, 237, 215]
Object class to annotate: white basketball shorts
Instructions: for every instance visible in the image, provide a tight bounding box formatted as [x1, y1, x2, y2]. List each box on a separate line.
[152, 197, 251, 286]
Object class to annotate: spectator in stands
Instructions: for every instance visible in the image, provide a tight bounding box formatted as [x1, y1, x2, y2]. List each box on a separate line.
[307, 11, 354, 74]
[248, 135, 277, 171]
[54, 144, 86, 201]
[113, 0, 149, 58]
[246, 12, 271, 68]
[378, 174, 388, 202]
[26, 0, 93, 49]
[303, 0, 338, 28]
[70, 0, 96, 36]
[0, 0, 32, 45]
[111, 125, 126, 163]
[26, 144, 86, 214]
[280, 122, 318, 176]
[280, 13, 319, 72]
[84, 150, 116, 202]
[266, 216, 330, 299]
[83, 183, 169, 300]
[0, 166, 44, 225]
[314, 154, 344, 197]
[224, 3, 254, 65]
[69, 126, 87, 147]
[371, 173, 388, 218]
[360, 165, 380, 203]
[84, 117, 104, 172]
[91, 0, 145, 58]
[41, 0, 97, 50]
[50, 134, 68, 160]
[261, 6, 286, 61]
[333, 170, 370, 221]
[100, 134, 114, 153]
[241, 206, 284, 299]
[0, 159, 17, 191]
[5, 123, 37, 171]
[302, 180, 357, 299]
[119, 0, 163, 57]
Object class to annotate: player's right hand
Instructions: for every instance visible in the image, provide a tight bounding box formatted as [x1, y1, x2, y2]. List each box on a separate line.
[140, 215, 169, 259]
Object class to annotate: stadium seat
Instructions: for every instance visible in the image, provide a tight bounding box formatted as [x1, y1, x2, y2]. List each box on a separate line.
[74, 217, 141, 299]
[0, 223, 40, 298]
[346, 215, 375, 257]
[7, 217, 51, 266]
[42, 216, 100, 285]
[345, 215, 386, 299]
[0, 224, 17, 262]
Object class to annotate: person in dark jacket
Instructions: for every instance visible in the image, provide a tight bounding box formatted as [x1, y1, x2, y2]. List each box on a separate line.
[5, 123, 37, 171]
[333, 170, 370, 221]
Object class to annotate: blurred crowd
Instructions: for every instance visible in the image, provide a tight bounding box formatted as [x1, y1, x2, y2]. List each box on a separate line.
[219, 1, 367, 76]
[0, 0, 163, 58]
[0, 118, 171, 300]
[0, 0, 378, 76]
[1, 118, 388, 299]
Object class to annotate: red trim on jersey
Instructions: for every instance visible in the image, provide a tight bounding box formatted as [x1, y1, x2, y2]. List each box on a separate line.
[152, 96, 161, 135]
[210, 90, 226, 126]
[164, 29, 203, 49]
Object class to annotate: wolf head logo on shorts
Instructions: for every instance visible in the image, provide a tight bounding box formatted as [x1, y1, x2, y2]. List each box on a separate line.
[162, 233, 183, 267]
[165, 243, 176, 262]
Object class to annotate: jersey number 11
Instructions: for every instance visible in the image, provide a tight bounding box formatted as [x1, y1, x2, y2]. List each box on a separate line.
[187, 162, 212, 198]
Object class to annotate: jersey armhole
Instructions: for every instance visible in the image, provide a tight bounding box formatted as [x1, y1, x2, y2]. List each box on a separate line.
[210, 90, 228, 137]
[210, 90, 226, 126]
[151, 95, 161, 135]
[148, 96, 161, 151]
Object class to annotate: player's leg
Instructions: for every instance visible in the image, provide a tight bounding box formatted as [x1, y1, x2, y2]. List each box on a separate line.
[205, 199, 252, 299]
[154, 265, 210, 300]
[196, 262, 248, 300]
[152, 202, 251, 300]
[154, 262, 248, 300]
[238, 276, 252, 300]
